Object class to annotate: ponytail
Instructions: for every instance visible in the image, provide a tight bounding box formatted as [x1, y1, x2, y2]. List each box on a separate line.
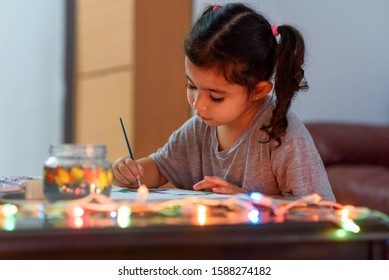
[261, 25, 308, 146]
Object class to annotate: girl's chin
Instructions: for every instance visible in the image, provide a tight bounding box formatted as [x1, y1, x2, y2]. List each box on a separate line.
[202, 119, 220, 127]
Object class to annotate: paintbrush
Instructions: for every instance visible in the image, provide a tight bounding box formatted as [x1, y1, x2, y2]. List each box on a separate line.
[119, 117, 142, 188]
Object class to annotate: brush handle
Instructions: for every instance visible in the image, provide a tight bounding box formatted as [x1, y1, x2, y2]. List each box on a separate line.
[120, 118, 135, 160]
[120, 117, 142, 187]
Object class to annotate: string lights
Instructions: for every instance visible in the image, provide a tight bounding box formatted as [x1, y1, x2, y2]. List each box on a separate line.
[0, 203, 18, 231]
[1, 188, 388, 234]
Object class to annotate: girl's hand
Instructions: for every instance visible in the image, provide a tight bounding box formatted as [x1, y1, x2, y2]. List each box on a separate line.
[193, 176, 247, 194]
[112, 156, 144, 188]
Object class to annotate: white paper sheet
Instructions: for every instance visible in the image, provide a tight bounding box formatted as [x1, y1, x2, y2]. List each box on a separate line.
[110, 186, 232, 201]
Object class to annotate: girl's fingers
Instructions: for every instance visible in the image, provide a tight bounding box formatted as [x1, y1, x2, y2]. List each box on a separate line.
[124, 158, 143, 179]
[112, 170, 129, 187]
[193, 176, 226, 191]
[203, 176, 246, 194]
[112, 156, 141, 186]
[193, 179, 216, 191]
[118, 160, 136, 184]
[114, 162, 133, 186]
[210, 186, 229, 194]
[138, 165, 145, 177]
[204, 176, 229, 186]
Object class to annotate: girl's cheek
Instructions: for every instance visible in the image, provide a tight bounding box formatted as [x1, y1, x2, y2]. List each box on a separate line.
[187, 92, 194, 107]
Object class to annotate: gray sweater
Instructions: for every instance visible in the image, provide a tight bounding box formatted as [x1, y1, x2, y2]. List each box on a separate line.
[150, 99, 336, 201]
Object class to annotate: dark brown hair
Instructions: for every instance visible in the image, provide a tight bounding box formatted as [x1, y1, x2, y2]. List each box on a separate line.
[184, 3, 308, 145]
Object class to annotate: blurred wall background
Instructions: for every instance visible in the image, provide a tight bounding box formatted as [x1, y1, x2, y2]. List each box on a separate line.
[1, 0, 388, 177]
[0, 0, 65, 177]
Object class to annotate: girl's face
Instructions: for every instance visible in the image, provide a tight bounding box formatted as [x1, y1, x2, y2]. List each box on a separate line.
[185, 57, 261, 128]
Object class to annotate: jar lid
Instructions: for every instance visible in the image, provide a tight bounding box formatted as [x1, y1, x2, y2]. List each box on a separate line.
[49, 144, 107, 158]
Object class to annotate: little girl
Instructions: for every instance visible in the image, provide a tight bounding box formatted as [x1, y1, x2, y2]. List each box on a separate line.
[112, 3, 336, 201]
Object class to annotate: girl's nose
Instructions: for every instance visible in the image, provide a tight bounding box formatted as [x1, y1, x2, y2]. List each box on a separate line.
[192, 92, 207, 111]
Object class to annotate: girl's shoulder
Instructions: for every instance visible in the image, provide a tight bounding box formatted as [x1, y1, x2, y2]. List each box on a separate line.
[283, 111, 314, 145]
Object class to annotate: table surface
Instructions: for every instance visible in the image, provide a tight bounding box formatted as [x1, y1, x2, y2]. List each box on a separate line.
[1, 187, 389, 260]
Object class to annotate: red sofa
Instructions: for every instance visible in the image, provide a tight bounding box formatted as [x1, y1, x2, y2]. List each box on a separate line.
[305, 122, 389, 215]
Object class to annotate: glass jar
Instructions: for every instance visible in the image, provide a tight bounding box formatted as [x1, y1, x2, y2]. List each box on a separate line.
[43, 144, 112, 201]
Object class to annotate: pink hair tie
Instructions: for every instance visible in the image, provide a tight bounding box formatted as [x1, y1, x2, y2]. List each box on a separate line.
[271, 25, 279, 37]
[213, 4, 222, 11]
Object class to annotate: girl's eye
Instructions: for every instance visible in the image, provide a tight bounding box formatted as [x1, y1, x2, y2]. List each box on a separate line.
[186, 83, 196, 90]
[186, 82, 224, 103]
[210, 96, 224, 103]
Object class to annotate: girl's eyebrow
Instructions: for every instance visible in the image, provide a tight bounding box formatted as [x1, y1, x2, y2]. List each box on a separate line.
[185, 74, 228, 95]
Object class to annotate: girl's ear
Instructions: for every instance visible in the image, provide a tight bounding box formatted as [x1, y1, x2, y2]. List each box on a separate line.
[252, 81, 273, 101]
